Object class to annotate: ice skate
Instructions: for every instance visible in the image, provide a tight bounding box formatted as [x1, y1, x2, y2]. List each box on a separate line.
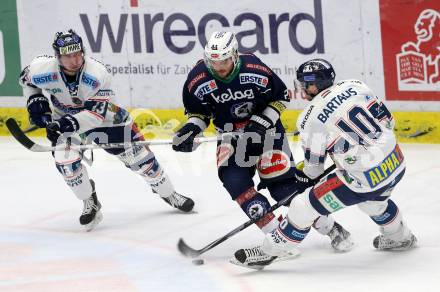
[79, 180, 102, 231]
[230, 245, 300, 270]
[162, 191, 194, 212]
[373, 222, 417, 251]
[327, 222, 355, 252]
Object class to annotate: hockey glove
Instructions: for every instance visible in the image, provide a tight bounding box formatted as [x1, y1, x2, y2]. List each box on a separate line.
[46, 114, 80, 144]
[244, 114, 274, 140]
[243, 114, 274, 153]
[27, 94, 52, 128]
[172, 123, 203, 152]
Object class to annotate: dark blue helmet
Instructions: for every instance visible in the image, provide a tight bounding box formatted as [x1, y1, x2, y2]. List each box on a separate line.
[52, 29, 84, 56]
[296, 59, 335, 93]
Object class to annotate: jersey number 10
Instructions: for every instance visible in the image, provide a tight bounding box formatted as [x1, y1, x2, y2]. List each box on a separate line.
[335, 101, 391, 146]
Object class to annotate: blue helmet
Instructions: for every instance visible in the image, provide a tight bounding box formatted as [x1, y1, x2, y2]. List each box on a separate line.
[296, 59, 335, 93]
[52, 29, 84, 56]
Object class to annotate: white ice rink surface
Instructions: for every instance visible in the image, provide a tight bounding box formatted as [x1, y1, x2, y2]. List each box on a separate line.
[1, 137, 439, 292]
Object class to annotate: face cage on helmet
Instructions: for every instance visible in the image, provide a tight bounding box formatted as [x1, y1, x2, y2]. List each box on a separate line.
[297, 72, 333, 92]
[204, 47, 238, 69]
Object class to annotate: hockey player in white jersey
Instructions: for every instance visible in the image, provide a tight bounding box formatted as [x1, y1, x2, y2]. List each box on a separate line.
[231, 58, 417, 269]
[19, 29, 194, 231]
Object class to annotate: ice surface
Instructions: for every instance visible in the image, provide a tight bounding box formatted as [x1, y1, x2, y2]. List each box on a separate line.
[1, 137, 439, 292]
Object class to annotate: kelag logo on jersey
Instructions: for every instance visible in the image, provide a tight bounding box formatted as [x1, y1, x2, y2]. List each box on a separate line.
[239, 73, 268, 87]
[32, 72, 58, 85]
[81, 73, 100, 89]
[194, 79, 217, 100]
[211, 88, 254, 103]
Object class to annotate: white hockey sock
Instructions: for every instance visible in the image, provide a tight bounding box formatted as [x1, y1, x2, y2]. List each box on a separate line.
[143, 168, 175, 198]
[55, 149, 92, 200]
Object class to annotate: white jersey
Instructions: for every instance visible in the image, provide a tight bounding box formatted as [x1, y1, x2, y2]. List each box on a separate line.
[19, 55, 130, 133]
[297, 79, 405, 193]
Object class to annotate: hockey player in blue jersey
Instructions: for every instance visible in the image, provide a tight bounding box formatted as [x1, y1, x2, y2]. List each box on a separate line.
[231, 58, 418, 270]
[172, 31, 353, 251]
[20, 29, 195, 231]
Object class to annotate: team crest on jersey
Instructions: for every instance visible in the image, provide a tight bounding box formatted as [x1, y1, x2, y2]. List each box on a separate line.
[194, 79, 218, 100]
[231, 102, 254, 118]
[32, 72, 58, 85]
[239, 73, 268, 87]
[257, 150, 291, 179]
[81, 73, 100, 89]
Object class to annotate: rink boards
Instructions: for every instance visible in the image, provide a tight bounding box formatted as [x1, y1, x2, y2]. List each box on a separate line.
[0, 108, 439, 143]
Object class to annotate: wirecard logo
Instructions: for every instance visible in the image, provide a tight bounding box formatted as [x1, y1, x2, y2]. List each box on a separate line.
[79, 0, 324, 54]
[194, 80, 217, 99]
[239, 73, 268, 87]
[211, 88, 254, 103]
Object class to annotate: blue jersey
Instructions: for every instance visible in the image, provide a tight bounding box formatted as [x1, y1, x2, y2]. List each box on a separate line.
[182, 54, 290, 132]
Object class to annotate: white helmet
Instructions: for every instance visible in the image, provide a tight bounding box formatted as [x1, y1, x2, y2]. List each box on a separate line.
[204, 31, 239, 70]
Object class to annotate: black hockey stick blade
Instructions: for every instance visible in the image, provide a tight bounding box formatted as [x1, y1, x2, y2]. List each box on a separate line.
[177, 164, 336, 258]
[177, 238, 202, 258]
[6, 118, 38, 150]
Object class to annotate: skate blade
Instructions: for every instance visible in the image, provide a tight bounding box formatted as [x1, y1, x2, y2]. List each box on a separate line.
[83, 211, 103, 232]
[229, 250, 300, 270]
[229, 258, 267, 270]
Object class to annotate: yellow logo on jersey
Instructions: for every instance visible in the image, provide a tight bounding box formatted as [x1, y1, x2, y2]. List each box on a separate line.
[364, 145, 404, 188]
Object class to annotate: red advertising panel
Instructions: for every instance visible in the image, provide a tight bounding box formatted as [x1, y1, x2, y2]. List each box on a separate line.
[380, 0, 440, 100]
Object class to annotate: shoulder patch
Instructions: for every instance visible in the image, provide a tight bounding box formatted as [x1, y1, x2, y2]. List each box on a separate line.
[245, 63, 272, 75]
[188, 72, 208, 92]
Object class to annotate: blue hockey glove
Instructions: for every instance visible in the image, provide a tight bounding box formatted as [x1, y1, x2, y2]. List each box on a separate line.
[46, 114, 79, 144]
[26, 94, 52, 128]
[172, 123, 203, 152]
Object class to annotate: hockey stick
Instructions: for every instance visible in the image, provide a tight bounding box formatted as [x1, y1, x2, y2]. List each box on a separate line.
[6, 118, 299, 152]
[6, 119, 95, 165]
[6, 118, 217, 152]
[23, 125, 39, 133]
[177, 164, 336, 258]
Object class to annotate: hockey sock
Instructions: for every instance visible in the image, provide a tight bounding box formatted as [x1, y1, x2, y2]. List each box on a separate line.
[236, 187, 279, 233]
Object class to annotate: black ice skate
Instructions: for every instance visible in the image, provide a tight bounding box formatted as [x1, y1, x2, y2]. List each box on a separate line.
[231, 246, 277, 270]
[373, 233, 417, 251]
[327, 222, 354, 252]
[230, 246, 299, 270]
[79, 179, 103, 231]
[162, 192, 194, 212]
